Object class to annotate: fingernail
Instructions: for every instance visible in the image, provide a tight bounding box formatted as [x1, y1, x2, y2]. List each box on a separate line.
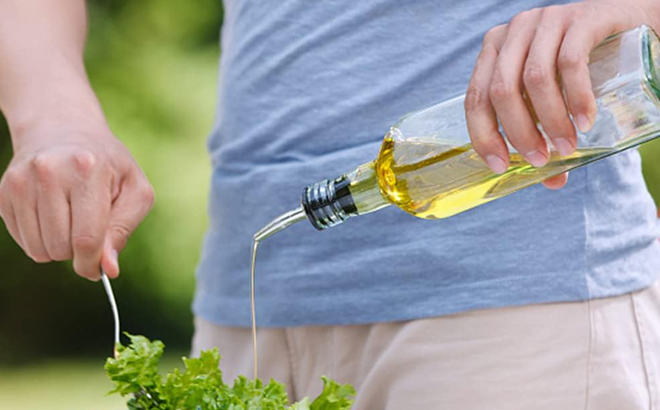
[526, 150, 548, 167]
[112, 249, 120, 274]
[576, 114, 592, 133]
[554, 138, 574, 157]
[486, 155, 508, 174]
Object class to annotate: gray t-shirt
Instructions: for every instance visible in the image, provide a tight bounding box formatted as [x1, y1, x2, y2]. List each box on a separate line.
[193, 0, 660, 327]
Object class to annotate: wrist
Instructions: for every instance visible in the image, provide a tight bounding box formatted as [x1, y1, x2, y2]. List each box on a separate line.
[648, 2, 660, 33]
[630, 0, 660, 32]
[6, 89, 110, 152]
[9, 108, 112, 155]
[0, 58, 107, 148]
[587, 0, 660, 32]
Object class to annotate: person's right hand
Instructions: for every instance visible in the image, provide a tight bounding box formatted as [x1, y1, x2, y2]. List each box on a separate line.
[0, 123, 155, 281]
[464, 0, 660, 189]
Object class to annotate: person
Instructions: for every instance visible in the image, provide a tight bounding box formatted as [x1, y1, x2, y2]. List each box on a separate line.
[1, 0, 659, 408]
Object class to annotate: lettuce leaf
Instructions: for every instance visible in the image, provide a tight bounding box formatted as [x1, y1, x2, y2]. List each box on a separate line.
[310, 377, 356, 410]
[105, 333, 355, 410]
[105, 334, 166, 410]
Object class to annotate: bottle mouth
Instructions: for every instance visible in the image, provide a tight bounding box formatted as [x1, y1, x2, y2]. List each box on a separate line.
[302, 177, 356, 230]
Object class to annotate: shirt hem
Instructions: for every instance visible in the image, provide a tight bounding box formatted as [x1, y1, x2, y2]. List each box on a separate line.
[192, 270, 660, 328]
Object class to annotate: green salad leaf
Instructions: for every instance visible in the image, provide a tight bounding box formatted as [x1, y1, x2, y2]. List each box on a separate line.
[105, 333, 355, 410]
[309, 378, 356, 410]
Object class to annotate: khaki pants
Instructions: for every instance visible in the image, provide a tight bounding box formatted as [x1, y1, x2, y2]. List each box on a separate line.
[192, 279, 660, 410]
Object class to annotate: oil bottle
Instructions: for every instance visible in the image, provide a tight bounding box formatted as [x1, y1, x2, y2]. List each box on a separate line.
[253, 25, 660, 240]
[298, 25, 660, 232]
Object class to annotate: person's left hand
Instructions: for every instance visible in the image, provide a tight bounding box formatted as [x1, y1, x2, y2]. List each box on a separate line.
[464, 0, 659, 189]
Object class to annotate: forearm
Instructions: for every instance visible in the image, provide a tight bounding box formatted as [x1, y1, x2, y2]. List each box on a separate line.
[0, 0, 106, 148]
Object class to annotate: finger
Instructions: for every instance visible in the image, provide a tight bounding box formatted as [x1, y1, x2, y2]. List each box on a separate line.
[70, 152, 111, 281]
[0, 170, 28, 250]
[523, 11, 577, 157]
[558, 21, 617, 132]
[14, 195, 51, 263]
[37, 188, 72, 261]
[0, 198, 25, 250]
[489, 10, 549, 167]
[542, 172, 569, 190]
[34, 155, 72, 261]
[101, 174, 155, 278]
[466, 25, 509, 174]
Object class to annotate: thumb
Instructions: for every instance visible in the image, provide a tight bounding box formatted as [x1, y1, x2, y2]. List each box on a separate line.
[101, 242, 120, 279]
[101, 176, 155, 279]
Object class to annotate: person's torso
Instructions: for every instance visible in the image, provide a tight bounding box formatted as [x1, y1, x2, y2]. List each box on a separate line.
[194, 0, 660, 327]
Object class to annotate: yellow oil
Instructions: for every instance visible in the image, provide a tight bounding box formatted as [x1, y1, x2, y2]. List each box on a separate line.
[374, 134, 611, 219]
[250, 208, 306, 381]
[250, 240, 259, 380]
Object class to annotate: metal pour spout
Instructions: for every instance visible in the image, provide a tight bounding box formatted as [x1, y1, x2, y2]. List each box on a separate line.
[253, 206, 307, 242]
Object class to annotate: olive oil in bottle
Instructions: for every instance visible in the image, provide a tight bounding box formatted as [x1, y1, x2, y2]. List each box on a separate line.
[373, 134, 612, 219]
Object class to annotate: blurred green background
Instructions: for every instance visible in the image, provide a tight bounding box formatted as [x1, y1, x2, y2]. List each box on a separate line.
[0, 1, 222, 409]
[0, 1, 659, 409]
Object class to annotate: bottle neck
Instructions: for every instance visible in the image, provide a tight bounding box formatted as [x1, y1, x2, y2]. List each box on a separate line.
[301, 161, 390, 231]
[302, 174, 357, 230]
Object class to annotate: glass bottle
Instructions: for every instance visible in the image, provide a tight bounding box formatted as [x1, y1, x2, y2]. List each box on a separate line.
[300, 25, 660, 231]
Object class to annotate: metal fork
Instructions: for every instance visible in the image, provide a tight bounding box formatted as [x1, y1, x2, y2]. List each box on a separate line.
[102, 271, 158, 404]
[101, 272, 121, 357]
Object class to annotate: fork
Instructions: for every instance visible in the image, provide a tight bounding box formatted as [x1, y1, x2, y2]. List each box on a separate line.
[101, 271, 158, 403]
[101, 272, 120, 357]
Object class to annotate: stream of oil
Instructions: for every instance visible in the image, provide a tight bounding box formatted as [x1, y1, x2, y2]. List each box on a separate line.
[250, 207, 308, 380]
[250, 240, 259, 380]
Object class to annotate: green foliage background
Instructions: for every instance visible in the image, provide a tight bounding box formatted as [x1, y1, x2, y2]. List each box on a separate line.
[0, 0, 659, 368]
[643, 140, 660, 201]
[0, 0, 223, 361]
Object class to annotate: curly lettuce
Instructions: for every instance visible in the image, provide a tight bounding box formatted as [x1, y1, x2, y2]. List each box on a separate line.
[105, 334, 355, 410]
